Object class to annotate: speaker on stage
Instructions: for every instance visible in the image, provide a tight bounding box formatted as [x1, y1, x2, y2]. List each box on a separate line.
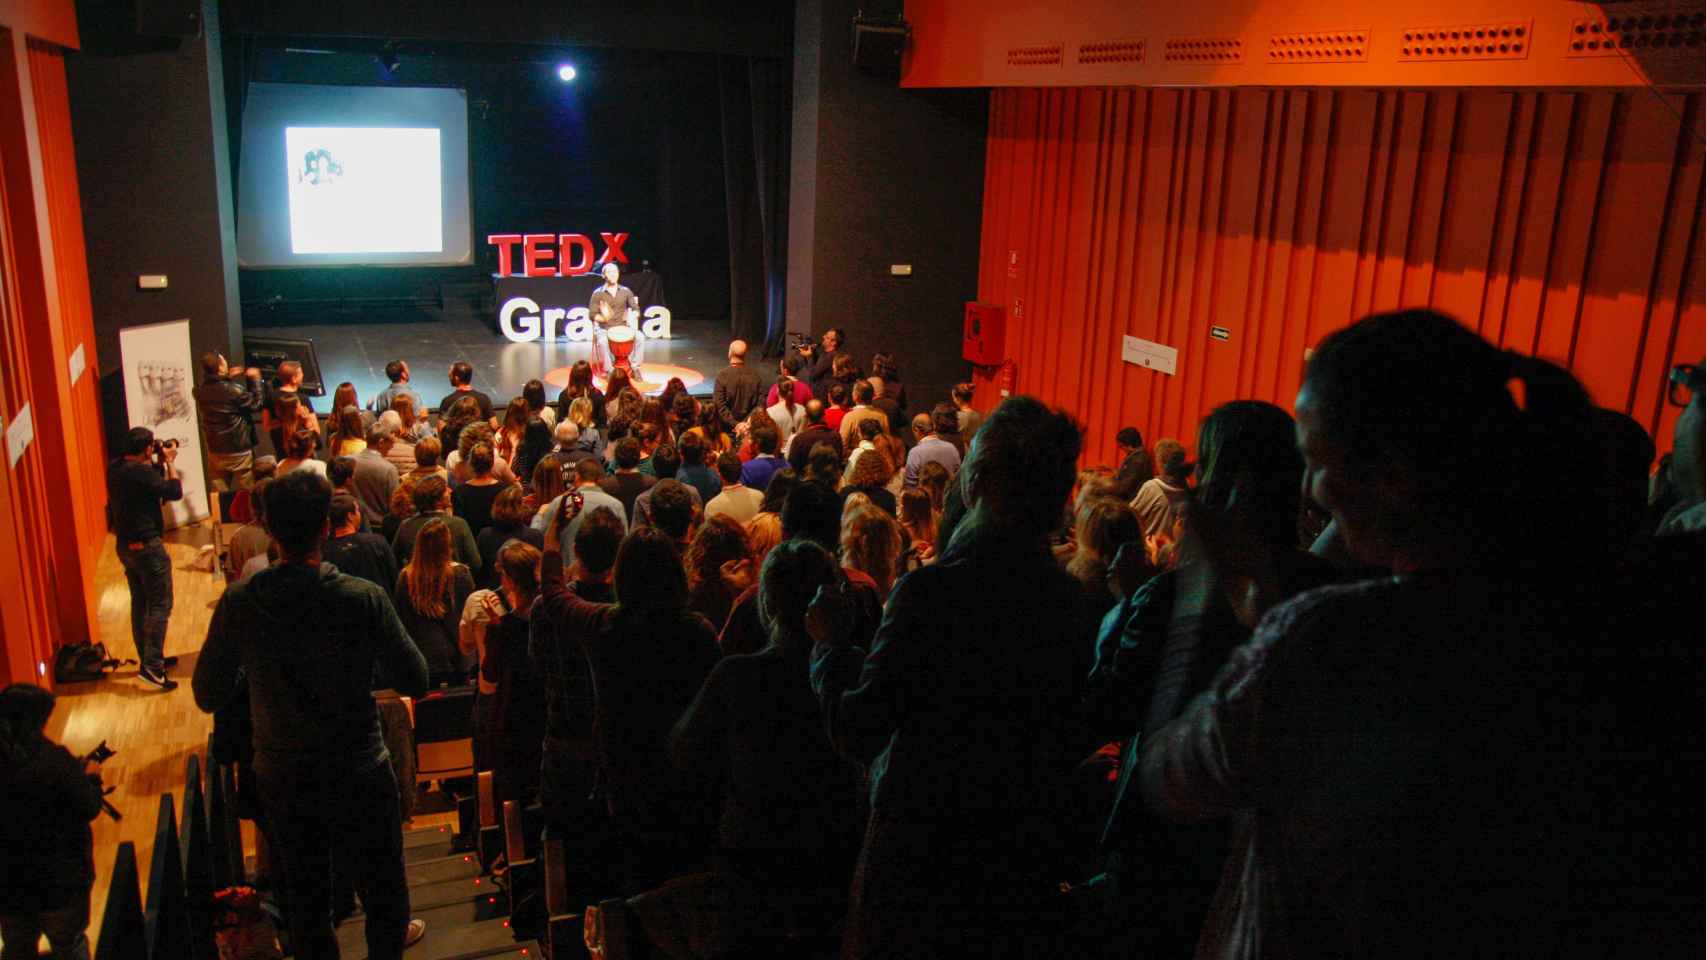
[963, 301, 1005, 366]
[852, 16, 908, 78]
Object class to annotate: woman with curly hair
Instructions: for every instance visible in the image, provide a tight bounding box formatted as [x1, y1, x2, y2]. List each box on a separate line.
[841, 443, 896, 516]
[439, 394, 485, 454]
[684, 515, 753, 630]
[840, 504, 903, 595]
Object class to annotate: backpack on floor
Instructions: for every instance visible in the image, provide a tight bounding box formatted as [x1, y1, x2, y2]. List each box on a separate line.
[54, 642, 128, 684]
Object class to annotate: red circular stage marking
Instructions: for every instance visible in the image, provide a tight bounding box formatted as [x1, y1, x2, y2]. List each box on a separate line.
[542, 363, 705, 396]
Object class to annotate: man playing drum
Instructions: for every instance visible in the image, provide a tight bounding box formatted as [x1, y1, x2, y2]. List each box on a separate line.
[589, 261, 644, 375]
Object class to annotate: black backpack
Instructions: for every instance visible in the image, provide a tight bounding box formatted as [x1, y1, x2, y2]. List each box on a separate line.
[54, 642, 130, 684]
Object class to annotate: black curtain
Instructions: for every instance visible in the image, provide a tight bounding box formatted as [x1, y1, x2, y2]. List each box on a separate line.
[719, 56, 790, 355]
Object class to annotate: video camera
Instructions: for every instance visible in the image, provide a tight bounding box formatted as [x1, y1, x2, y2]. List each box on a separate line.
[788, 331, 816, 354]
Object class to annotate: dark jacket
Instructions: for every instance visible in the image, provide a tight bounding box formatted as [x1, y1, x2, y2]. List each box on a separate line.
[108, 458, 183, 543]
[810, 526, 1094, 957]
[193, 562, 429, 781]
[1138, 569, 1705, 959]
[1110, 447, 1156, 501]
[712, 365, 764, 432]
[322, 531, 398, 592]
[194, 374, 268, 454]
[0, 735, 104, 911]
[787, 423, 845, 474]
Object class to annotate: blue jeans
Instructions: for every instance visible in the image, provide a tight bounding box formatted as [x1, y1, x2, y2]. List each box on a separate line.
[116, 538, 172, 674]
[257, 760, 410, 960]
[0, 891, 91, 960]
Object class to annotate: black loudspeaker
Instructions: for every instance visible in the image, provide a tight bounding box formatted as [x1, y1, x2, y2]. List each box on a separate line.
[852, 19, 908, 77]
[136, 0, 202, 38]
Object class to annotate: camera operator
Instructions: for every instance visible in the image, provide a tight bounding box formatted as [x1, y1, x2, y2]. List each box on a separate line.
[108, 427, 183, 691]
[192, 352, 267, 492]
[795, 327, 844, 399]
[0, 683, 105, 960]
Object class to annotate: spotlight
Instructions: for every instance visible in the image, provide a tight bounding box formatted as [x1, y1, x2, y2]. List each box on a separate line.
[557, 63, 577, 82]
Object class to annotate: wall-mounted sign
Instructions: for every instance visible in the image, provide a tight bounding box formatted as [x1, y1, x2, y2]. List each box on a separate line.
[1210, 325, 1231, 341]
[487, 232, 631, 277]
[1122, 335, 1178, 376]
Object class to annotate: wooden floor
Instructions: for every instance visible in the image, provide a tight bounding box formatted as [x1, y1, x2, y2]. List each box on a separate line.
[36, 524, 231, 946]
[18, 524, 459, 950]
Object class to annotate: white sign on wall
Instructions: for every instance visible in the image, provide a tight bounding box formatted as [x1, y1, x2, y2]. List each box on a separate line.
[1122, 335, 1179, 376]
[119, 319, 209, 529]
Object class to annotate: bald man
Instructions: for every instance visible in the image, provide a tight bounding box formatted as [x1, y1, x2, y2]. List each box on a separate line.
[712, 339, 764, 432]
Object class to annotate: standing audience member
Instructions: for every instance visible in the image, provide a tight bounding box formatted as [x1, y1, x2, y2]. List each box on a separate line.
[842, 446, 898, 516]
[767, 376, 805, 454]
[536, 459, 629, 565]
[839, 504, 904, 595]
[706, 453, 764, 525]
[475, 487, 545, 591]
[600, 437, 656, 518]
[352, 422, 402, 526]
[807, 395, 1091, 959]
[452, 443, 508, 541]
[1108, 426, 1155, 500]
[394, 518, 476, 685]
[539, 518, 722, 890]
[1136, 311, 1701, 957]
[904, 406, 963, 488]
[1131, 439, 1191, 541]
[788, 400, 844, 475]
[684, 516, 752, 630]
[512, 418, 555, 487]
[277, 428, 326, 480]
[632, 445, 702, 531]
[459, 541, 547, 810]
[526, 456, 566, 521]
[825, 383, 853, 434]
[194, 470, 430, 958]
[369, 360, 423, 415]
[328, 403, 370, 459]
[496, 398, 531, 464]
[868, 352, 907, 420]
[636, 541, 866, 956]
[838, 380, 888, 447]
[0, 684, 106, 960]
[675, 432, 723, 504]
[227, 478, 275, 581]
[261, 362, 317, 455]
[739, 428, 786, 492]
[713, 339, 764, 432]
[799, 327, 846, 398]
[194, 352, 268, 490]
[108, 427, 184, 690]
[1659, 359, 1706, 533]
[1064, 496, 1143, 629]
[566, 397, 604, 460]
[951, 382, 984, 440]
[405, 436, 449, 487]
[522, 379, 558, 429]
[392, 476, 481, 569]
[553, 360, 606, 429]
[439, 361, 494, 421]
[323, 495, 399, 592]
[379, 411, 419, 476]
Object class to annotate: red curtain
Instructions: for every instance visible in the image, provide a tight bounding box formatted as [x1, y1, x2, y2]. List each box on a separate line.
[975, 87, 1706, 468]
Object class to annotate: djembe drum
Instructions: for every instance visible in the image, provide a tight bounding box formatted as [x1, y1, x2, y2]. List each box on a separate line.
[606, 324, 637, 375]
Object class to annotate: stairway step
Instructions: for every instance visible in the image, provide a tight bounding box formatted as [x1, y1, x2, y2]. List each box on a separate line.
[403, 853, 485, 886]
[391, 874, 509, 914]
[405, 836, 464, 864]
[335, 896, 529, 959]
[403, 824, 459, 850]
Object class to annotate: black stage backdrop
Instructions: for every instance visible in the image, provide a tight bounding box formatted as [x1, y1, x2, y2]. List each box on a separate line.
[229, 41, 787, 346]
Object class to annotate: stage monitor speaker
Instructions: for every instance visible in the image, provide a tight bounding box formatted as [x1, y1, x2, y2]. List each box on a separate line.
[963, 301, 1005, 366]
[242, 336, 326, 404]
[852, 19, 908, 77]
[136, 0, 202, 38]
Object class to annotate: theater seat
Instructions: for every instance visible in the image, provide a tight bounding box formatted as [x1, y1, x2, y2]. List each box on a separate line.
[408, 686, 477, 784]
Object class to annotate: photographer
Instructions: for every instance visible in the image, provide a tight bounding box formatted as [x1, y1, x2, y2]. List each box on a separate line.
[108, 427, 183, 691]
[192, 352, 267, 491]
[0, 684, 105, 960]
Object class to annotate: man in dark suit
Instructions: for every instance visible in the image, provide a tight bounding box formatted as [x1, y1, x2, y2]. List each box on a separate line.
[789, 399, 844, 475]
[712, 339, 764, 432]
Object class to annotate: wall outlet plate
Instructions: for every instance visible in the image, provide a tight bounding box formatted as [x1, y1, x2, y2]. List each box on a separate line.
[137, 274, 169, 290]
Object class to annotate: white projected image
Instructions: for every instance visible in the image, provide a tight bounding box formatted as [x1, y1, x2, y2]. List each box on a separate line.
[285, 127, 443, 254]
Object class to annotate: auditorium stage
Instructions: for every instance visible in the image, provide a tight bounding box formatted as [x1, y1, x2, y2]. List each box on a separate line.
[252, 303, 733, 415]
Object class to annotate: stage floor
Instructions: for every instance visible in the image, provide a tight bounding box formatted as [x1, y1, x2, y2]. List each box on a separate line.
[254, 306, 729, 414]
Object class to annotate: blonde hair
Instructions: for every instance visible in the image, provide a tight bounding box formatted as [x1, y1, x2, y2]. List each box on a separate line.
[568, 397, 595, 430]
[403, 518, 455, 618]
[744, 511, 783, 567]
[841, 505, 902, 594]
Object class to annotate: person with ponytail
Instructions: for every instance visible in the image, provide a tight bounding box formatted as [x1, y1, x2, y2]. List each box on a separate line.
[0, 684, 104, 960]
[458, 541, 546, 810]
[1135, 310, 1691, 958]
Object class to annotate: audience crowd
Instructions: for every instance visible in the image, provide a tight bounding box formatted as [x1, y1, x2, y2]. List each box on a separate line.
[31, 316, 1700, 959]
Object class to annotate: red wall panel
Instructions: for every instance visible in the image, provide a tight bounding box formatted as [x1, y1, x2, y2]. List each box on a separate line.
[973, 87, 1706, 470]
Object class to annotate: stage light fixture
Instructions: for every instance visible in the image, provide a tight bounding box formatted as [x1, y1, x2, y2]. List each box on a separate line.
[557, 64, 577, 82]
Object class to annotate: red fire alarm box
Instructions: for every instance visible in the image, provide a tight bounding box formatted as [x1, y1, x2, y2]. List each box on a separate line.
[963, 301, 1005, 365]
